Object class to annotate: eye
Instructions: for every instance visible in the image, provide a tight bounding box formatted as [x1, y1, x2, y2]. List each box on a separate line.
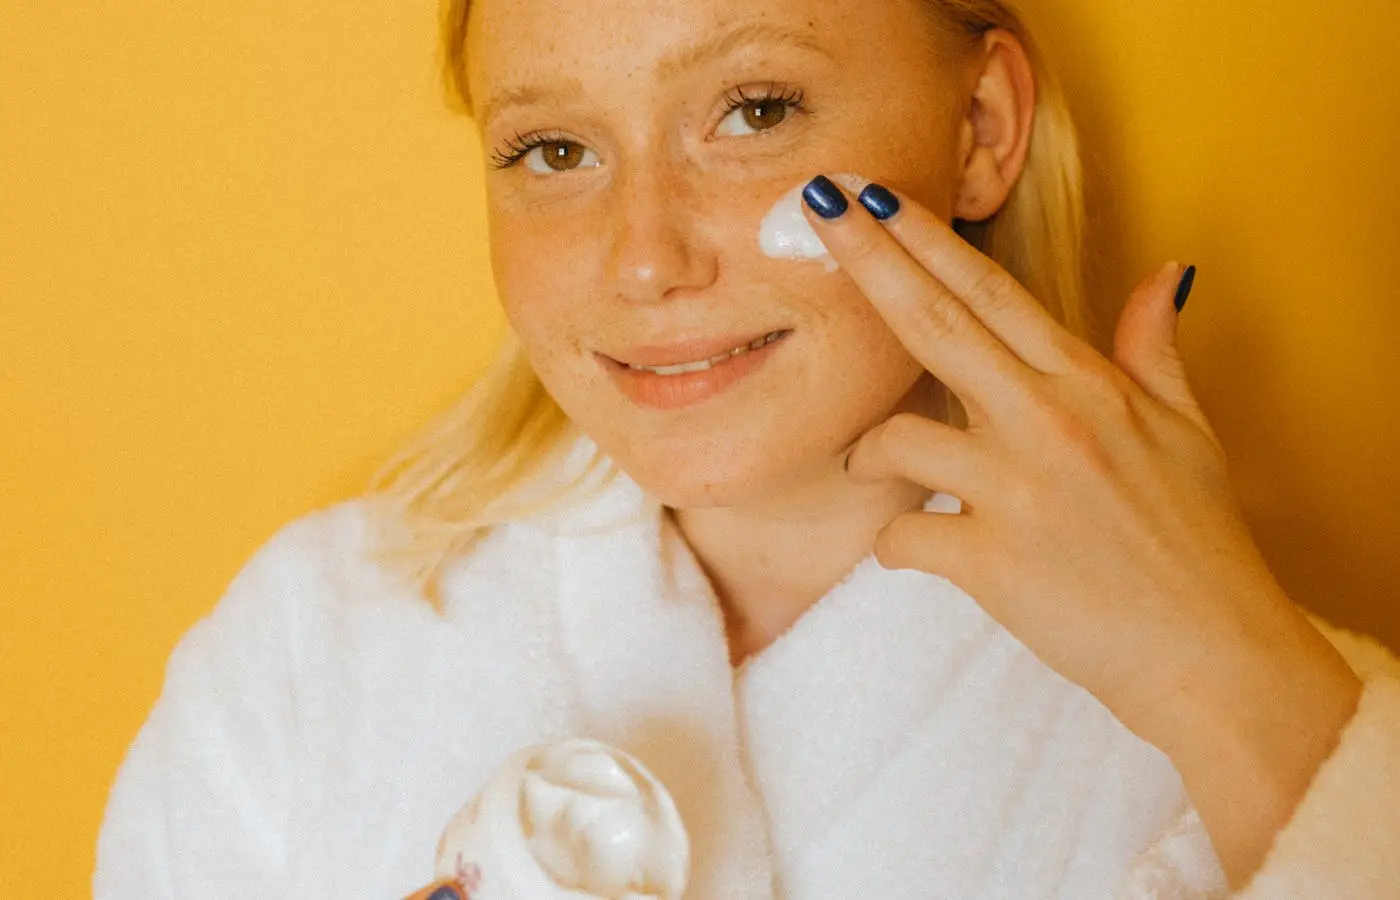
[490, 132, 601, 174]
[715, 85, 806, 137]
[523, 140, 600, 174]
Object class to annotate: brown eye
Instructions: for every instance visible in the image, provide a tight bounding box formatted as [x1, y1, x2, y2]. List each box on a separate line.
[741, 99, 790, 132]
[716, 88, 804, 138]
[508, 138, 599, 174]
[541, 140, 586, 171]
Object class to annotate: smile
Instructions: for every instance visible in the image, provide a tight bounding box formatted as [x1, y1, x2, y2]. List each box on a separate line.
[624, 331, 788, 375]
[602, 330, 792, 411]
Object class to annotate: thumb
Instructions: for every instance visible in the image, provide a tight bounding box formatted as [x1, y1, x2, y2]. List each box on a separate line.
[1112, 263, 1215, 439]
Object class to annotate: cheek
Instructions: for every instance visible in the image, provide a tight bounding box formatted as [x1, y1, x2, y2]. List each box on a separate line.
[488, 206, 596, 359]
[803, 281, 929, 419]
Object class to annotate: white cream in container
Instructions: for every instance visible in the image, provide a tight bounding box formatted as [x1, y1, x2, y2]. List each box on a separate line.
[434, 739, 690, 900]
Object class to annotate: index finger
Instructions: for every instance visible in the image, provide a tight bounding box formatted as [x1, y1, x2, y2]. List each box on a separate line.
[800, 175, 1036, 410]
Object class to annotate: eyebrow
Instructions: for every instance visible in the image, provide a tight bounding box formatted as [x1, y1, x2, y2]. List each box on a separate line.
[479, 80, 587, 128]
[655, 22, 831, 81]
[479, 22, 832, 126]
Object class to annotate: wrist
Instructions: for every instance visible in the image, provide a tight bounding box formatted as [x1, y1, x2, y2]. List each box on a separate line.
[1139, 613, 1362, 887]
[1154, 612, 1360, 766]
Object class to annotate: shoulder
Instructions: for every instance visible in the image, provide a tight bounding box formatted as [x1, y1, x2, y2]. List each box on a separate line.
[224, 499, 395, 608]
[117, 500, 407, 775]
[229, 497, 412, 599]
[192, 470, 658, 650]
[170, 498, 433, 672]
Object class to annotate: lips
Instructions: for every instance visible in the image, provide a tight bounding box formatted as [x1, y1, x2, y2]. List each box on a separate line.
[605, 330, 790, 369]
[600, 330, 792, 411]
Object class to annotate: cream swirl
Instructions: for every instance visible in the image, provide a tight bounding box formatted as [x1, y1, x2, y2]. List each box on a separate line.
[434, 739, 689, 900]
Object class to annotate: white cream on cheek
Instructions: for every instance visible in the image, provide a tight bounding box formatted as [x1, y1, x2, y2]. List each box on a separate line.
[758, 182, 837, 271]
[757, 175, 868, 273]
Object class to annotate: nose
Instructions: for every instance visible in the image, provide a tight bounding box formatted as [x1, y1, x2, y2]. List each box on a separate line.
[605, 163, 718, 305]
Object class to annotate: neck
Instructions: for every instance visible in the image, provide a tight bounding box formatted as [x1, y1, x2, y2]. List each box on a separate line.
[672, 473, 931, 667]
[670, 378, 949, 668]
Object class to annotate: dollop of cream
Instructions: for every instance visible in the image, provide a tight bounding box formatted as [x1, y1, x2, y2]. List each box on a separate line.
[435, 739, 689, 900]
[758, 175, 870, 273]
[758, 182, 836, 271]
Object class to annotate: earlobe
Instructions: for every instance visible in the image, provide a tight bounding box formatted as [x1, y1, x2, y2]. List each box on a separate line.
[952, 31, 1037, 223]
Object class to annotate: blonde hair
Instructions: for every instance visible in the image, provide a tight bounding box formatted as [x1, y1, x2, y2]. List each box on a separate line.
[369, 0, 1090, 593]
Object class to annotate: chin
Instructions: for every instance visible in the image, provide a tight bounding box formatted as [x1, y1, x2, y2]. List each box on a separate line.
[603, 435, 832, 511]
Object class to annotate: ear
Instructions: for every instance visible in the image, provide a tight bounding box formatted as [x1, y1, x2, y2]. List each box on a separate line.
[953, 30, 1037, 223]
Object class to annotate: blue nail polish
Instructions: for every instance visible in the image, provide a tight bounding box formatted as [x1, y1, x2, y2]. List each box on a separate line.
[858, 184, 900, 220]
[802, 175, 848, 219]
[1174, 264, 1197, 313]
[427, 887, 462, 900]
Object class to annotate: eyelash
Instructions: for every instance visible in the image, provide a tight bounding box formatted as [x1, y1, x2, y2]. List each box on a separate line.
[720, 82, 807, 124]
[489, 129, 571, 171]
[487, 82, 808, 171]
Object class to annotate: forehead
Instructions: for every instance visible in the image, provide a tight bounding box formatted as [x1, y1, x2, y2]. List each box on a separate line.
[465, 0, 933, 117]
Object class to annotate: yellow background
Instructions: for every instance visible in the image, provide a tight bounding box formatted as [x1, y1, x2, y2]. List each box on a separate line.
[3, 1, 1397, 893]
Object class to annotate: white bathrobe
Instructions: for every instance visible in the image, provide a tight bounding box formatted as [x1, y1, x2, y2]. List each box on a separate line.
[94, 470, 1400, 899]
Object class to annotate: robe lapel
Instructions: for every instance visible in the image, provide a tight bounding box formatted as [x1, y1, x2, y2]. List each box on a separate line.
[549, 474, 776, 900]
[735, 553, 1007, 861]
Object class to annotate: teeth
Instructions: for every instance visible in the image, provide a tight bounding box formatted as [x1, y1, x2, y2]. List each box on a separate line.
[628, 331, 785, 375]
[645, 359, 716, 376]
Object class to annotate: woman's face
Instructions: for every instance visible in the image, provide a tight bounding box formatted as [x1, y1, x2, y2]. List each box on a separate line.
[466, 0, 975, 509]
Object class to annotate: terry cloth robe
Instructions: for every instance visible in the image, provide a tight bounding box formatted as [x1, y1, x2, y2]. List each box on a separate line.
[95, 470, 1400, 899]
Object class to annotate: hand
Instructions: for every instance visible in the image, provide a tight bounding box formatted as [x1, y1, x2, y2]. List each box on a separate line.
[802, 175, 1362, 886]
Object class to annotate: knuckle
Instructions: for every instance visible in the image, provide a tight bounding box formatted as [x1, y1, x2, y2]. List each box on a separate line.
[880, 413, 928, 449]
[873, 518, 915, 568]
[968, 266, 1019, 314]
[1001, 376, 1055, 425]
[1087, 371, 1139, 425]
[909, 294, 965, 345]
[1026, 389, 1116, 476]
[1050, 330, 1099, 373]
[875, 413, 937, 471]
[1059, 415, 1116, 476]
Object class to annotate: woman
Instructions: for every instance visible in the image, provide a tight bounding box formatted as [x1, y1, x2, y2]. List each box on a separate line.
[95, 0, 1400, 897]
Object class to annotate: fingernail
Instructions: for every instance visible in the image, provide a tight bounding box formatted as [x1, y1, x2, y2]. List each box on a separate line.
[857, 183, 901, 221]
[1174, 264, 1197, 313]
[428, 887, 462, 900]
[802, 175, 848, 219]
